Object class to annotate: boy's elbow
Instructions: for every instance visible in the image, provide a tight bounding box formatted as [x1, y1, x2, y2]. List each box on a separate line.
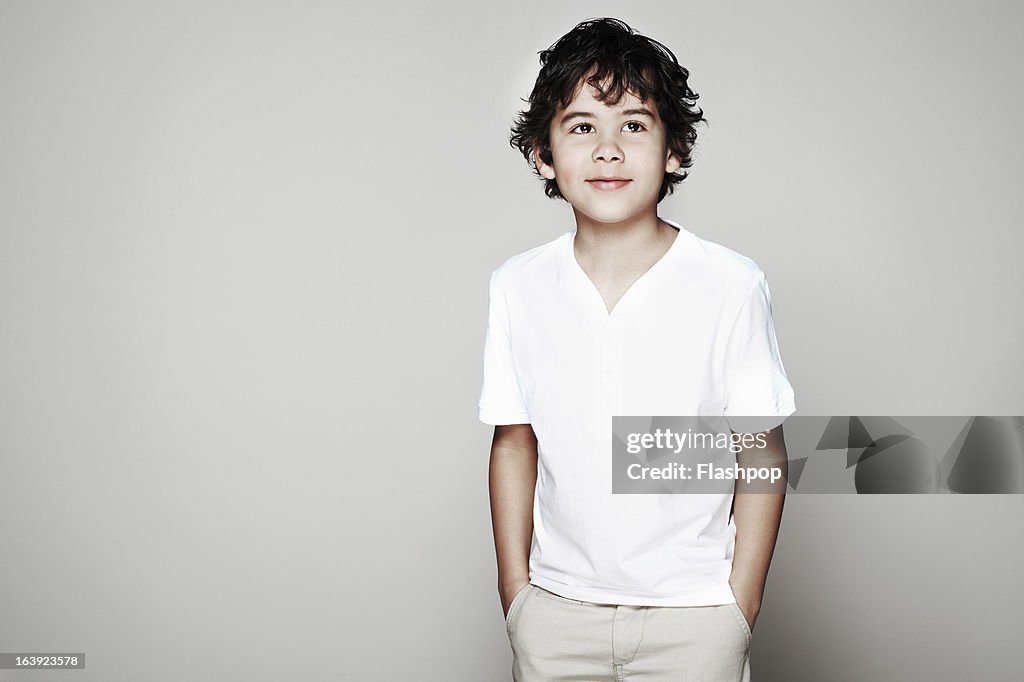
[491, 423, 538, 457]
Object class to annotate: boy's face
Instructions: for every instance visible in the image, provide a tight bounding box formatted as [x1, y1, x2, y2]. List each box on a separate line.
[536, 80, 682, 225]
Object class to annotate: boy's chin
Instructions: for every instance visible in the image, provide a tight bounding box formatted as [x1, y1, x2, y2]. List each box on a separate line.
[571, 204, 652, 226]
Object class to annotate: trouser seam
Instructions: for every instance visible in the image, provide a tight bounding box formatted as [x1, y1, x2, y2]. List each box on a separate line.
[623, 608, 648, 665]
[737, 648, 750, 682]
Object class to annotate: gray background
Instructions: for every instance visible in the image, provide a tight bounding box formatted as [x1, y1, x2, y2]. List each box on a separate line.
[1, 1, 1021, 680]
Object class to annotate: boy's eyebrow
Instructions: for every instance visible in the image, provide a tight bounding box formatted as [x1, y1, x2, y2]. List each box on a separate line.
[621, 108, 656, 119]
[558, 107, 657, 126]
[558, 111, 595, 126]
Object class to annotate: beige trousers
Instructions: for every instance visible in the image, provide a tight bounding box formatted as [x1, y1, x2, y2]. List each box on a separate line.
[504, 584, 752, 682]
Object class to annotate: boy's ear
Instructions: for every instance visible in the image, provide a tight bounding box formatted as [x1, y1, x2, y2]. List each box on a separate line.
[665, 148, 683, 174]
[534, 147, 556, 180]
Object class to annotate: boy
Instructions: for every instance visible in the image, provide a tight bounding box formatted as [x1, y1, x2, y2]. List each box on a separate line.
[479, 18, 796, 681]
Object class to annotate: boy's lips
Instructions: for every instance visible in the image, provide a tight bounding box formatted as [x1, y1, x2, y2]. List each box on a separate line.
[586, 177, 631, 190]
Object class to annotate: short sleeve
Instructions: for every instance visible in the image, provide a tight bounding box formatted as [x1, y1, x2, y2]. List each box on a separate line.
[723, 273, 797, 432]
[478, 270, 531, 425]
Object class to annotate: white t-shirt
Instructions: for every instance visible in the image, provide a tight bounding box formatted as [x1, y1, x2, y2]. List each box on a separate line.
[478, 218, 796, 606]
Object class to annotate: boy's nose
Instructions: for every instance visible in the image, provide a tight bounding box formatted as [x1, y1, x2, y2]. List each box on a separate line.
[593, 137, 623, 162]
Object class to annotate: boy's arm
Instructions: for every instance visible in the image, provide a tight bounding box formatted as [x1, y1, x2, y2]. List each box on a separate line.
[729, 424, 789, 631]
[489, 423, 538, 617]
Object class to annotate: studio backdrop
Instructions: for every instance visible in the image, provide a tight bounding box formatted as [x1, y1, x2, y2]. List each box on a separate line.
[1, 1, 1021, 680]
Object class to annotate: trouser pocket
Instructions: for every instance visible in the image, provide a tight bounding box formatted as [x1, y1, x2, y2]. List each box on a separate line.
[726, 602, 752, 647]
[533, 586, 586, 606]
[505, 584, 533, 632]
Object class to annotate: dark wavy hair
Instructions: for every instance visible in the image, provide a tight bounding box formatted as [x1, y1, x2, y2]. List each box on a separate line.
[510, 18, 706, 202]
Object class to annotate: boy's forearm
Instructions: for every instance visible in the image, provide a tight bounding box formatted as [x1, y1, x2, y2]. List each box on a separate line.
[489, 438, 537, 590]
[731, 489, 784, 605]
[730, 426, 788, 609]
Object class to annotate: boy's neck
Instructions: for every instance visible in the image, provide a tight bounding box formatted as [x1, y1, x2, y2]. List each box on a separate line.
[571, 208, 675, 263]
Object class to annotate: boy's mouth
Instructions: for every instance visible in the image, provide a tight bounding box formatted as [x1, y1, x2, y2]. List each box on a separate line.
[586, 177, 631, 190]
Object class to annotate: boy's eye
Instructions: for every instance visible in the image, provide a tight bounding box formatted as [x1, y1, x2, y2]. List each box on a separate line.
[568, 121, 646, 134]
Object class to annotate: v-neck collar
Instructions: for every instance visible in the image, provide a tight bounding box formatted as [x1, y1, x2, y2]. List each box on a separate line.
[562, 218, 690, 327]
